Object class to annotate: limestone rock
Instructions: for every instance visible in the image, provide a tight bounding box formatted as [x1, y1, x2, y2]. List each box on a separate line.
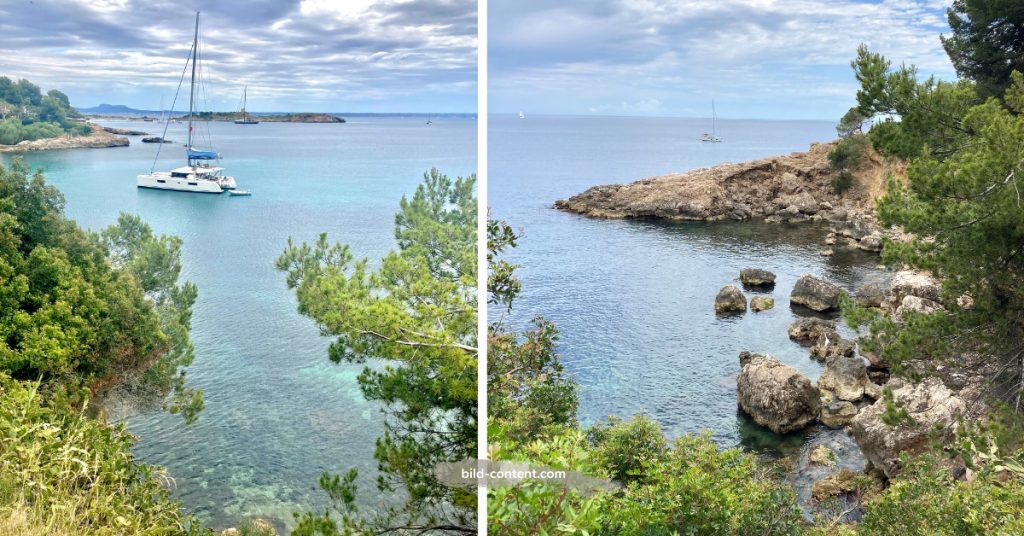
[818, 354, 869, 401]
[739, 267, 776, 286]
[811, 469, 861, 502]
[715, 285, 747, 313]
[790, 274, 842, 312]
[788, 317, 837, 343]
[750, 296, 775, 312]
[820, 400, 859, 428]
[895, 295, 944, 318]
[736, 354, 820, 434]
[855, 282, 885, 308]
[849, 378, 965, 477]
[810, 330, 856, 362]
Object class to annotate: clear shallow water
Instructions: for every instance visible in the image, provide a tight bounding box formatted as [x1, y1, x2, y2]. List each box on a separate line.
[2, 117, 476, 531]
[489, 114, 886, 451]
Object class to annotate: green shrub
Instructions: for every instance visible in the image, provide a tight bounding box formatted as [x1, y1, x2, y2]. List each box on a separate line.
[0, 375, 209, 535]
[831, 170, 854, 194]
[588, 415, 667, 485]
[857, 453, 1024, 535]
[828, 133, 869, 171]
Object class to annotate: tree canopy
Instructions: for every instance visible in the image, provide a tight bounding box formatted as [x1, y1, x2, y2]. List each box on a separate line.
[0, 158, 201, 421]
[0, 77, 89, 145]
[277, 168, 477, 535]
[941, 0, 1024, 100]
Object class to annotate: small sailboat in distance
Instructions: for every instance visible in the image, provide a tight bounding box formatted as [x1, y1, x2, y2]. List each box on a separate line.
[700, 100, 722, 142]
[234, 86, 259, 124]
[518, 111, 525, 119]
[137, 12, 239, 193]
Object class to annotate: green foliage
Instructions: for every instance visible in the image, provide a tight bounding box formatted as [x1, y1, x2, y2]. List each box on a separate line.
[828, 134, 868, 194]
[831, 171, 854, 195]
[857, 453, 1024, 535]
[836, 107, 867, 138]
[850, 44, 979, 159]
[941, 0, 1024, 101]
[0, 77, 84, 144]
[0, 375, 209, 535]
[0, 159, 200, 421]
[487, 222, 803, 535]
[588, 415, 667, 485]
[278, 168, 477, 534]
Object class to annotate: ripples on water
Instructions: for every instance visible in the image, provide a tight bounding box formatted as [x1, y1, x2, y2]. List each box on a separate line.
[2, 117, 476, 531]
[489, 115, 888, 451]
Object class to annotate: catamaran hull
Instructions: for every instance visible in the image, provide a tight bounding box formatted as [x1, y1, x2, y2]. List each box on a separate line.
[137, 174, 225, 193]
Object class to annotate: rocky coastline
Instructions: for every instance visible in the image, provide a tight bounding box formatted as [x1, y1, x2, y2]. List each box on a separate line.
[555, 140, 907, 252]
[0, 122, 129, 152]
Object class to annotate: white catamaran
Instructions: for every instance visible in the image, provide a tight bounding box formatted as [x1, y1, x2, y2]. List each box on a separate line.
[138, 12, 238, 194]
[699, 100, 723, 143]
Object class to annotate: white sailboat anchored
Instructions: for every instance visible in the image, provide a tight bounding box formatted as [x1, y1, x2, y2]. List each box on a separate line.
[234, 86, 259, 125]
[700, 100, 722, 143]
[138, 12, 238, 194]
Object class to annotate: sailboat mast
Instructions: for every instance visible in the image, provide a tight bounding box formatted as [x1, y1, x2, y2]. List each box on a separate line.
[242, 86, 247, 121]
[712, 99, 717, 136]
[187, 11, 199, 152]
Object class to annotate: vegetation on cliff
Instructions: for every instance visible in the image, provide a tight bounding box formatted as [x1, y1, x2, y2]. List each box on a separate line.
[277, 169, 477, 534]
[0, 158, 205, 533]
[0, 77, 90, 145]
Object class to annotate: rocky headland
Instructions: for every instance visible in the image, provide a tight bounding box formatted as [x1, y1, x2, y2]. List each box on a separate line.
[555, 140, 907, 252]
[0, 122, 129, 152]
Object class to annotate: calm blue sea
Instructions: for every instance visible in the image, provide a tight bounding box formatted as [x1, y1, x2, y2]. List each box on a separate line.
[2, 116, 476, 531]
[489, 114, 886, 453]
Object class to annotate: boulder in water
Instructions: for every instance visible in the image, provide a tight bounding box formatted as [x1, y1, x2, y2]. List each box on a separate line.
[739, 267, 776, 287]
[736, 353, 820, 434]
[810, 330, 856, 362]
[750, 296, 775, 312]
[788, 317, 836, 344]
[855, 282, 885, 308]
[715, 285, 747, 313]
[790, 274, 842, 312]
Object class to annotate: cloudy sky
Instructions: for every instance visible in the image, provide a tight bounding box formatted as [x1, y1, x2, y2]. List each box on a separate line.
[0, 0, 476, 112]
[491, 0, 957, 120]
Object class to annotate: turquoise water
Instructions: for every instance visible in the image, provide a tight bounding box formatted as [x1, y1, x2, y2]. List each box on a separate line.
[2, 117, 476, 531]
[489, 114, 886, 452]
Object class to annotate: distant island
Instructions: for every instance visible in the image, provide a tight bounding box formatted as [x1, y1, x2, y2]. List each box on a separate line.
[176, 111, 346, 123]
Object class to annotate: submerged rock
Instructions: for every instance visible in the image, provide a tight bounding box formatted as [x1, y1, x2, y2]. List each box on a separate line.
[849, 378, 965, 477]
[715, 285, 747, 313]
[809, 444, 837, 466]
[790, 274, 842, 312]
[739, 267, 776, 287]
[737, 353, 820, 434]
[750, 296, 775, 312]
[811, 468, 861, 502]
[788, 317, 836, 344]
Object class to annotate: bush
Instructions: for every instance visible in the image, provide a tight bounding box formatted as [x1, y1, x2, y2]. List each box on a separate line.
[828, 133, 869, 171]
[831, 171, 854, 194]
[857, 453, 1024, 535]
[588, 415, 668, 485]
[0, 375, 209, 535]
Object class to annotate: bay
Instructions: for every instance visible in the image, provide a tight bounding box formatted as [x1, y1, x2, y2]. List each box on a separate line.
[2, 116, 476, 531]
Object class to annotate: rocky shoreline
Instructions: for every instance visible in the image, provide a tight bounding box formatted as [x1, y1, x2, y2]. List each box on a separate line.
[555, 140, 906, 252]
[718, 266, 984, 516]
[0, 122, 129, 152]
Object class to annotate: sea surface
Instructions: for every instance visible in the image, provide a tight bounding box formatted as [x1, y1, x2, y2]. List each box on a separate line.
[1, 116, 476, 531]
[489, 114, 887, 453]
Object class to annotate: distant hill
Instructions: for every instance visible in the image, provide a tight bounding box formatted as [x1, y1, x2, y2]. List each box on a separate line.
[76, 104, 155, 115]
